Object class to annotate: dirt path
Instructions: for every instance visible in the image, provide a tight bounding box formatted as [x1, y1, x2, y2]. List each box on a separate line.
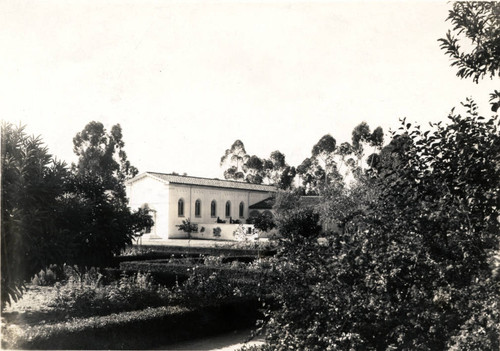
[156, 328, 265, 350]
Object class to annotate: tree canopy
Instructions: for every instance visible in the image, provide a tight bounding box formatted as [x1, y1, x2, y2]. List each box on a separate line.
[1, 121, 152, 308]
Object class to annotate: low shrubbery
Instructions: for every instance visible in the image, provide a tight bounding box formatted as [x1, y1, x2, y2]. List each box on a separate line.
[31, 265, 63, 286]
[3, 300, 261, 350]
[51, 270, 172, 317]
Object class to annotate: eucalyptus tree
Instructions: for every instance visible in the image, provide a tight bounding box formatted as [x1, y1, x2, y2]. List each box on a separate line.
[311, 134, 337, 184]
[66, 121, 152, 267]
[220, 139, 248, 181]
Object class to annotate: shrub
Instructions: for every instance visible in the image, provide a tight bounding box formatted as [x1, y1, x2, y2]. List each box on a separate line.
[177, 218, 198, 235]
[51, 270, 172, 317]
[203, 256, 224, 266]
[263, 110, 500, 350]
[213, 227, 221, 237]
[246, 212, 275, 232]
[31, 265, 63, 286]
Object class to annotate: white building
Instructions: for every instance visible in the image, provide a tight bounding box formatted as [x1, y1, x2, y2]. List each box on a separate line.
[126, 172, 276, 240]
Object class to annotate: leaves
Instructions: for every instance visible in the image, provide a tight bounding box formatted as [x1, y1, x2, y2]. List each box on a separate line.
[439, 2, 500, 84]
[263, 107, 500, 350]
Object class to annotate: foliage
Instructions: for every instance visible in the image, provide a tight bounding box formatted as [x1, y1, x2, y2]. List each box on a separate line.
[439, 2, 500, 111]
[59, 121, 153, 267]
[177, 218, 198, 235]
[1, 122, 68, 307]
[221, 140, 248, 181]
[311, 134, 337, 184]
[246, 212, 276, 232]
[439, 2, 500, 84]
[176, 271, 259, 307]
[273, 190, 322, 242]
[213, 227, 222, 237]
[52, 269, 171, 316]
[31, 265, 65, 286]
[220, 140, 295, 189]
[351, 122, 385, 172]
[1, 121, 152, 307]
[263, 108, 500, 350]
[2, 305, 188, 350]
[72, 121, 138, 201]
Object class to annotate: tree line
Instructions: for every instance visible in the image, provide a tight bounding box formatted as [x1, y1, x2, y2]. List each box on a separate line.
[220, 121, 384, 195]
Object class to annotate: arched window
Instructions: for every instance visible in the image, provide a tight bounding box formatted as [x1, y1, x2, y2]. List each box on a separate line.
[178, 198, 184, 217]
[211, 200, 217, 217]
[225, 201, 231, 217]
[239, 202, 244, 218]
[195, 199, 201, 217]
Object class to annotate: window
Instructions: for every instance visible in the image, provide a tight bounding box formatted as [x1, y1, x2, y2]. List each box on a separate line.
[195, 199, 201, 217]
[178, 198, 184, 217]
[211, 200, 216, 217]
[225, 201, 231, 217]
[239, 202, 244, 217]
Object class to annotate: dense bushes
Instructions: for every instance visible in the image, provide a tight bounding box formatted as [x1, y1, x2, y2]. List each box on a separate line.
[1, 122, 152, 308]
[51, 269, 172, 317]
[263, 108, 500, 350]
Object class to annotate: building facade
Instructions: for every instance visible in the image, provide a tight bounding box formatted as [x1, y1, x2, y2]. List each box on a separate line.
[126, 172, 276, 240]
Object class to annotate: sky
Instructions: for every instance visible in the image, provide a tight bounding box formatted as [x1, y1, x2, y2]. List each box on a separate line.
[1, 1, 498, 178]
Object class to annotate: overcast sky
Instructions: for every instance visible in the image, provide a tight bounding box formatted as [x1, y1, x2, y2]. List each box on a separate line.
[2, 1, 497, 178]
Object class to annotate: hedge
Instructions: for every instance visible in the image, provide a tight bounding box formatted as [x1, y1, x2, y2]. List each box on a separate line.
[3, 299, 261, 349]
[119, 260, 266, 281]
[125, 245, 276, 258]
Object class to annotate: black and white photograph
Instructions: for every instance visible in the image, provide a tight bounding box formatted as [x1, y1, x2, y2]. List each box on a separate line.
[1, 1, 499, 350]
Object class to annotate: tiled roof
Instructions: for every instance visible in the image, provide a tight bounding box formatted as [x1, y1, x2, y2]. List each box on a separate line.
[248, 197, 274, 209]
[131, 172, 277, 192]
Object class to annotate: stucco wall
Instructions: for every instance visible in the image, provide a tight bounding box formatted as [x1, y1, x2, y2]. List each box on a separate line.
[189, 224, 256, 241]
[168, 183, 272, 239]
[126, 176, 170, 239]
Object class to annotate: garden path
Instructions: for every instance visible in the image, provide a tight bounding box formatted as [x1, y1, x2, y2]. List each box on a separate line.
[157, 327, 265, 350]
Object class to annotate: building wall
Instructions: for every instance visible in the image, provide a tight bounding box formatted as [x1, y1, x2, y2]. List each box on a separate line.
[168, 183, 272, 239]
[127, 175, 274, 240]
[126, 177, 170, 239]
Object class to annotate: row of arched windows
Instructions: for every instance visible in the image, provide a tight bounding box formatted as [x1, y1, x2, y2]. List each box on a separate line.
[178, 199, 244, 218]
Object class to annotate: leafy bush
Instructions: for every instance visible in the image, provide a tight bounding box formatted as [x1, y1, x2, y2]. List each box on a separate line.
[213, 227, 222, 237]
[120, 245, 155, 257]
[246, 212, 275, 232]
[263, 110, 500, 350]
[177, 218, 198, 235]
[176, 271, 259, 307]
[31, 265, 64, 286]
[51, 270, 172, 316]
[203, 255, 224, 266]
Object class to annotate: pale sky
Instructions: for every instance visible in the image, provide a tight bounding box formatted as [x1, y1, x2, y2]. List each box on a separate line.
[1, 1, 497, 178]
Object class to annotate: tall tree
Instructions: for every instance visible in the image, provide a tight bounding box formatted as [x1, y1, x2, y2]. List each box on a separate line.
[351, 122, 384, 171]
[220, 140, 248, 181]
[1, 123, 67, 307]
[311, 134, 337, 184]
[65, 121, 152, 267]
[244, 154, 264, 184]
[296, 157, 327, 195]
[367, 126, 384, 168]
[73, 122, 138, 202]
[265, 150, 289, 185]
